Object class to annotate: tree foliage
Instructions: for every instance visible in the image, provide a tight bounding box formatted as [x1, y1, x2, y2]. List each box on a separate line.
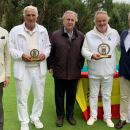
[1, 0, 130, 37]
[0, 0, 6, 26]
[109, 2, 130, 34]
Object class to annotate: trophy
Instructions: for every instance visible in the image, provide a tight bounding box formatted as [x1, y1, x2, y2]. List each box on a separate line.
[98, 43, 111, 58]
[30, 49, 39, 61]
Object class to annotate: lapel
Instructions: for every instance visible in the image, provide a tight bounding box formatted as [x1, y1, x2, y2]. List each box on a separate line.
[122, 30, 129, 53]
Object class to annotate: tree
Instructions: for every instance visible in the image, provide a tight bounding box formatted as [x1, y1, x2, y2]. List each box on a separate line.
[37, 0, 48, 24]
[109, 2, 130, 34]
[5, 0, 31, 31]
[0, 0, 6, 26]
[1, 0, 114, 35]
[57, 0, 113, 34]
[42, 0, 114, 36]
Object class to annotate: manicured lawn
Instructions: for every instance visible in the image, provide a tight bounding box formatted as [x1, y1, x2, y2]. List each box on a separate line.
[3, 50, 130, 130]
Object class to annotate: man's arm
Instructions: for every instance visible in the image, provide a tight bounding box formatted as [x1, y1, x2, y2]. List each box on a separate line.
[116, 31, 121, 52]
[4, 31, 11, 82]
[41, 30, 51, 60]
[81, 36, 101, 60]
[47, 33, 55, 73]
[9, 29, 24, 60]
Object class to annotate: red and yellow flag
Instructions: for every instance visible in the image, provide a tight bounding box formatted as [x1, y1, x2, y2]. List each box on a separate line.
[76, 71, 120, 121]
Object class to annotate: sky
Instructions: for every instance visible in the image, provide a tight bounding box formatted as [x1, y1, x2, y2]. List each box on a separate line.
[113, 0, 130, 4]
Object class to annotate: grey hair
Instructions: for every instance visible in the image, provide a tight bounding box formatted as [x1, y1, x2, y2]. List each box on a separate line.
[62, 10, 78, 22]
[94, 9, 110, 23]
[23, 5, 38, 18]
[128, 12, 130, 21]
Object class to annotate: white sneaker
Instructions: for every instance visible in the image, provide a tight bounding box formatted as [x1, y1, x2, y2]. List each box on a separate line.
[21, 124, 29, 130]
[87, 116, 97, 126]
[31, 120, 43, 129]
[103, 118, 114, 127]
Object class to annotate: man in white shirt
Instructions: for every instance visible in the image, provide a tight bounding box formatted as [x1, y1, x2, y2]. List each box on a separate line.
[9, 5, 51, 130]
[81, 9, 120, 128]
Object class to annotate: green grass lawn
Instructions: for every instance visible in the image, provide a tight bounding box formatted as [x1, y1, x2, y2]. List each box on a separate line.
[3, 50, 130, 130]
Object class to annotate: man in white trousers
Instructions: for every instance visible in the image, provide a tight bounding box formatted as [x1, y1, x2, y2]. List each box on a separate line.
[81, 9, 120, 128]
[9, 5, 51, 130]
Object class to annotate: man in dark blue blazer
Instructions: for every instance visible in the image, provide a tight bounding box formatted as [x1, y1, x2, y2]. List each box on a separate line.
[116, 13, 130, 129]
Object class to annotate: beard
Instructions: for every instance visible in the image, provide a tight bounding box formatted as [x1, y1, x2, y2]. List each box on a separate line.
[97, 24, 108, 33]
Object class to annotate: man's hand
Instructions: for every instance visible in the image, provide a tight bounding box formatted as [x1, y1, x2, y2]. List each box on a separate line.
[91, 54, 101, 60]
[22, 54, 32, 62]
[38, 54, 45, 61]
[49, 69, 53, 74]
[4, 77, 9, 88]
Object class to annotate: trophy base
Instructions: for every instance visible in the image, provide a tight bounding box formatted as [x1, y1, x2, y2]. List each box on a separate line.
[100, 55, 111, 58]
[31, 57, 39, 61]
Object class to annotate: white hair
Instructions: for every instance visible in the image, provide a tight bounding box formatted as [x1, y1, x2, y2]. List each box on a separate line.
[94, 9, 110, 23]
[62, 10, 78, 22]
[23, 5, 38, 18]
[128, 12, 130, 21]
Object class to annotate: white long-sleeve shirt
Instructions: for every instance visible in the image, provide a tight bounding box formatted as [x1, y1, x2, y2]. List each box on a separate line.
[81, 24, 120, 79]
[9, 23, 51, 80]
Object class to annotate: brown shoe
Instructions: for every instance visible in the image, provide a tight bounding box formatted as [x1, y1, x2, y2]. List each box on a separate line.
[116, 120, 126, 129]
[56, 118, 64, 127]
[67, 117, 76, 125]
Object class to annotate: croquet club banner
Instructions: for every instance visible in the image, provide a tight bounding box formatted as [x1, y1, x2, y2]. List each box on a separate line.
[76, 66, 120, 121]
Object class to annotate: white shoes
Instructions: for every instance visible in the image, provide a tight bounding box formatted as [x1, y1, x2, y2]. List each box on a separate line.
[87, 116, 114, 127]
[103, 118, 114, 127]
[31, 120, 43, 129]
[21, 124, 29, 130]
[87, 116, 97, 125]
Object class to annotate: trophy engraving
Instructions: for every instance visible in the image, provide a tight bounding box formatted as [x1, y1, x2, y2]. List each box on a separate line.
[98, 43, 111, 58]
[30, 49, 39, 61]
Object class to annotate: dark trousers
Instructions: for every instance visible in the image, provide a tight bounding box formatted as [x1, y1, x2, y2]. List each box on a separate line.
[54, 78, 78, 119]
[0, 82, 3, 130]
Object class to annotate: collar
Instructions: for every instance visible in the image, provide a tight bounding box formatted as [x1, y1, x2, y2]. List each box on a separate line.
[17, 22, 46, 36]
[93, 24, 113, 35]
[23, 22, 38, 35]
[128, 29, 130, 34]
[64, 27, 73, 36]
[61, 27, 78, 37]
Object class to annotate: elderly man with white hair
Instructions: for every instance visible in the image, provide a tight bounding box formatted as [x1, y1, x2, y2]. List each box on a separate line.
[47, 10, 84, 127]
[81, 9, 120, 127]
[9, 5, 51, 130]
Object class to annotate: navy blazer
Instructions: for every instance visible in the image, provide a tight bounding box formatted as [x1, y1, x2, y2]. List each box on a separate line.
[119, 30, 130, 80]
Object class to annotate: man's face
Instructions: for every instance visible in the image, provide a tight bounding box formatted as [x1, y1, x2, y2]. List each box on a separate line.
[63, 13, 76, 31]
[23, 9, 37, 29]
[96, 13, 108, 33]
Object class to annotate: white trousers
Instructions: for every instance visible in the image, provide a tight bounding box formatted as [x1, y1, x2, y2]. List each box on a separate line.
[15, 67, 45, 124]
[89, 76, 113, 119]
